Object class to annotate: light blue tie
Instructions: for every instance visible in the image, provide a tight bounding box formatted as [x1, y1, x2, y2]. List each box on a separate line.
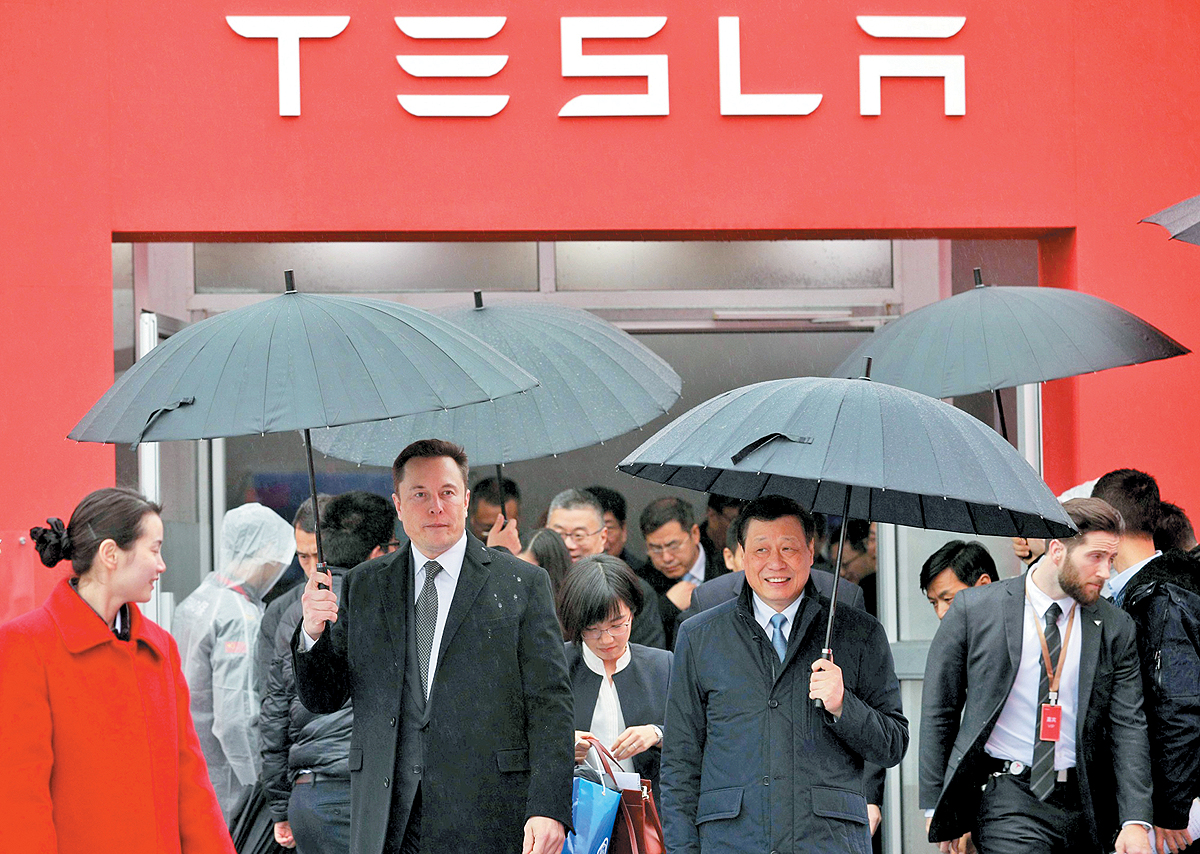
[769, 613, 788, 662]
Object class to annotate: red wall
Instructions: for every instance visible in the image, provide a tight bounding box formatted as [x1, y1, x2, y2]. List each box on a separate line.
[2, 0, 1198, 610]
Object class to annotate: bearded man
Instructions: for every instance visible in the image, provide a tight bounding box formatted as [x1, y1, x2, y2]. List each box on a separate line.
[919, 498, 1153, 854]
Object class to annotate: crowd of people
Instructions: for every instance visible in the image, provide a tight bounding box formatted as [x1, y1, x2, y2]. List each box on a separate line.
[3, 439, 1200, 854]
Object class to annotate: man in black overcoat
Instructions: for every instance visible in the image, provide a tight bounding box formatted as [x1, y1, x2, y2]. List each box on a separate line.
[294, 439, 573, 854]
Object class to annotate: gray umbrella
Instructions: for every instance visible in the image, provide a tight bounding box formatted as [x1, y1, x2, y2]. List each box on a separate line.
[1143, 192, 1200, 245]
[618, 375, 1075, 698]
[830, 270, 1188, 438]
[309, 296, 682, 468]
[69, 273, 537, 564]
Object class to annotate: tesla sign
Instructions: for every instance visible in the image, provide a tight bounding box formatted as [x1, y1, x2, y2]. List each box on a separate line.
[226, 14, 967, 119]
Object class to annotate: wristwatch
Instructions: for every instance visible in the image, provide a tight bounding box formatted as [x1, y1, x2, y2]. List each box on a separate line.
[650, 724, 663, 745]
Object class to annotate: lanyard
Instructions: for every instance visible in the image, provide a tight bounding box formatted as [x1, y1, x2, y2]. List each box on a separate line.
[1026, 591, 1076, 704]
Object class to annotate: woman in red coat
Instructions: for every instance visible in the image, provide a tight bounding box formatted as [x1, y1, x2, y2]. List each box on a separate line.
[0, 487, 236, 854]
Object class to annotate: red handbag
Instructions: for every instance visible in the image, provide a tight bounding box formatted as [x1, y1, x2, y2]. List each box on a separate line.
[583, 736, 664, 854]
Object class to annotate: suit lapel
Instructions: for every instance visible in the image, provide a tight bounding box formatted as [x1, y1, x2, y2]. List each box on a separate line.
[1075, 602, 1101, 736]
[1004, 577, 1024, 674]
[436, 536, 490, 664]
[381, 546, 411, 663]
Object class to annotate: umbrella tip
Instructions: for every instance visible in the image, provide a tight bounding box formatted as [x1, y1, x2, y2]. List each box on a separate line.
[474, 290, 483, 309]
[860, 356, 873, 381]
[285, 270, 297, 293]
[973, 267, 984, 288]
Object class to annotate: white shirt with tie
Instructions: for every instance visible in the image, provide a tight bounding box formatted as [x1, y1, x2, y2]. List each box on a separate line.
[984, 566, 1081, 770]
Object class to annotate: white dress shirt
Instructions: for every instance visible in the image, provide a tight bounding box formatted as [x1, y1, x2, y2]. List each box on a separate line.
[682, 545, 708, 587]
[750, 590, 805, 640]
[411, 534, 466, 696]
[985, 566, 1081, 770]
[582, 643, 634, 773]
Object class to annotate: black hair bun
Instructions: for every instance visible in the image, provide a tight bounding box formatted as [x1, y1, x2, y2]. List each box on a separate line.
[30, 517, 72, 568]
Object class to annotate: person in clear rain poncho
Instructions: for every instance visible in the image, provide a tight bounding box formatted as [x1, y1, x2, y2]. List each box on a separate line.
[174, 503, 296, 820]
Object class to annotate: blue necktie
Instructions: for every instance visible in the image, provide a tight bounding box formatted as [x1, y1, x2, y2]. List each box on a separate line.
[769, 613, 788, 663]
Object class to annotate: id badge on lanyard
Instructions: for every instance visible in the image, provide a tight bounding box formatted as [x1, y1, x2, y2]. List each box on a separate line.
[1028, 593, 1075, 743]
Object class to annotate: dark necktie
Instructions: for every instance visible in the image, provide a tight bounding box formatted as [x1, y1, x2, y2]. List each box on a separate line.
[415, 560, 443, 700]
[1031, 602, 1062, 800]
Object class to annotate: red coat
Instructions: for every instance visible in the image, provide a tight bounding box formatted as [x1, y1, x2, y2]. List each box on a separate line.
[0, 578, 236, 854]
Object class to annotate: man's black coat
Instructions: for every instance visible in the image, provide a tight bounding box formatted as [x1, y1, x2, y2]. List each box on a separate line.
[662, 579, 907, 854]
[293, 534, 574, 854]
[919, 574, 1152, 851]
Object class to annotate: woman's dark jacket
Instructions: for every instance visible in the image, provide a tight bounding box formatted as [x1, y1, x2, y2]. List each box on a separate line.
[565, 641, 673, 799]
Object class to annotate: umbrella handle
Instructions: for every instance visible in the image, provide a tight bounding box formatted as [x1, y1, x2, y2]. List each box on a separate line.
[813, 648, 833, 711]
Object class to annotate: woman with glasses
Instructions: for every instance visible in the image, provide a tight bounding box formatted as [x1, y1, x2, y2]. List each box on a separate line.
[559, 554, 673, 798]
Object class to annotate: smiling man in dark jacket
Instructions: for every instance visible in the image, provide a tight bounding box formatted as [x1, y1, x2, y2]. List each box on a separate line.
[661, 495, 908, 854]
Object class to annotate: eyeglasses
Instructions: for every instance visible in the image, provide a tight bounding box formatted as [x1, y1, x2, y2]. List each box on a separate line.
[580, 617, 633, 642]
[646, 539, 689, 556]
[383, 539, 402, 554]
[552, 527, 603, 544]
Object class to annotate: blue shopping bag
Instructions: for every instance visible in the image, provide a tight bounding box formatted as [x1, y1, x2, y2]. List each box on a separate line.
[561, 768, 621, 854]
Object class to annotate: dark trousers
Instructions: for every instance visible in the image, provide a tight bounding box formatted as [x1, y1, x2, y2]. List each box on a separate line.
[289, 777, 352, 854]
[975, 772, 1087, 854]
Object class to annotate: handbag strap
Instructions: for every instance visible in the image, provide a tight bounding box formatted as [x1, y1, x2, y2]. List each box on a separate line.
[582, 735, 623, 785]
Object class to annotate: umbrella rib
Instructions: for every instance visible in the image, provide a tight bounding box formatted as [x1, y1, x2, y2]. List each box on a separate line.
[312, 298, 392, 418]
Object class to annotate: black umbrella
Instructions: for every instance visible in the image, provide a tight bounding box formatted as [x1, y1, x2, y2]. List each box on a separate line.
[1143, 192, 1200, 246]
[68, 272, 538, 564]
[830, 268, 1189, 439]
[309, 292, 682, 486]
[617, 375, 1074, 706]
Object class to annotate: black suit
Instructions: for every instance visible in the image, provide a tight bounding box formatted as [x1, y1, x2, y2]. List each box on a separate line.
[293, 534, 574, 854]
[920, 574, 1152, 852]
[637, 544, 728, 649]
[565, 642, 672, 798]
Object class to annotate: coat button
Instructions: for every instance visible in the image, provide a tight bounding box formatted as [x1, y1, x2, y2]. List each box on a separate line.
[763, 776, 770, 786]
[413, 765, 423, 774]
[390, 717, 396, 727]
[768, 699, 779, 708]
[383, 777, 390, 788]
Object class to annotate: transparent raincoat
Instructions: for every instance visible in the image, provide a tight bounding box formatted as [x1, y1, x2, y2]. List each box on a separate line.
[173, 503, 295, 819]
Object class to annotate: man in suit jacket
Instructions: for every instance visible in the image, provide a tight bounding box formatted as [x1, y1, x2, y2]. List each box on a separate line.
[638, 497, 731, 648]
[920, 498, 1153, 854]
[294, 439, 573, 854]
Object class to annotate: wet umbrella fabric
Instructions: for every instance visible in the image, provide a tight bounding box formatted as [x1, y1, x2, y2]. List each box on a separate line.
[68, 291, 538, 445]
[617, 376, 1075, 540]
[830, 284, 1188, 401]
[309, 303, 682, 466]
[1143, 192, 1200, 246]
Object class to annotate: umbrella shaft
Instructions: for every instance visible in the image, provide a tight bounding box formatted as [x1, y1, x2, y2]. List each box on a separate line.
[302, 428, 325, 567]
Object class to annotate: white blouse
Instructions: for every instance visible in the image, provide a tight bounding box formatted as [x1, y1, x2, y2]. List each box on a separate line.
[582, 643, 635, 774]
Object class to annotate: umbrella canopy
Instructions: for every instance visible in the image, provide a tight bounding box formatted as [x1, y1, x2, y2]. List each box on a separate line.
[309, 302, 682, 466]
[618, 376, 1075, 539]
[1143, 192, 1200, 245]
[830, 280, 1188, 400]
[69, 290, 538, 445]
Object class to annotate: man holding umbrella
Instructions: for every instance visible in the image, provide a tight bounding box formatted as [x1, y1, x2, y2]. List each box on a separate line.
[661, 495, 908, 854]
[293, 439, 573, 854]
